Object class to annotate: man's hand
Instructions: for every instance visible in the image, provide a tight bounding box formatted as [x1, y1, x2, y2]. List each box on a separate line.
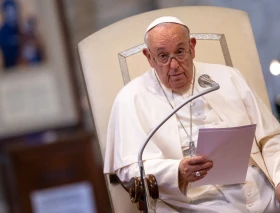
[179, 155, 213, 184]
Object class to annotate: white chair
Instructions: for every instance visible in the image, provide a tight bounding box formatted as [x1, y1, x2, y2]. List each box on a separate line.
[78, 6, 270, 213]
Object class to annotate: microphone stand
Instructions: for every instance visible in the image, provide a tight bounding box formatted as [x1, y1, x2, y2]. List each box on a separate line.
[138, 81, 220, 212]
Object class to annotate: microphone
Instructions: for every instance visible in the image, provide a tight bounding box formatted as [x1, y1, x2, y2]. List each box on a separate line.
[198, 74, 219, 88]
[138, 74, 220, 212]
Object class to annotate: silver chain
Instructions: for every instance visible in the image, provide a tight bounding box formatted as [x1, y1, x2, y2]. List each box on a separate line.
[154, 66, 196, 156]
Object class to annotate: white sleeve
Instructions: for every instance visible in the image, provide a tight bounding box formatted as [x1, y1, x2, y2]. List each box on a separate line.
[116, 159, 188, 201]
[232, 68, 280, 187]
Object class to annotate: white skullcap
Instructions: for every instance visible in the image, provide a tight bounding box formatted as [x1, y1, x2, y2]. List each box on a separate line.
[145, 16, 187, 34]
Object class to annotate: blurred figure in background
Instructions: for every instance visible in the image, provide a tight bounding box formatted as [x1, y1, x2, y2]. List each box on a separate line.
[20, 16, 44, 66]
[0, 0, 21, 69]
[0, 0, 45, 71]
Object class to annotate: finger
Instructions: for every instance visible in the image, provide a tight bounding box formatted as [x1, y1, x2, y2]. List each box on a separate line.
[188, 170, 207, 182]
[195, 169, 209, 177]
[191, 161, 213, 172]
[193, 172, 207, 182]
[179, 159, 212, 179]
[192, 170, 208, 182]
[179, 159, 213, 183]
[188, 156, 208, 165]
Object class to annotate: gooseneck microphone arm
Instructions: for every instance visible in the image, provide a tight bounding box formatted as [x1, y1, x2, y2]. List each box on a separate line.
[138, 74, 220, 212]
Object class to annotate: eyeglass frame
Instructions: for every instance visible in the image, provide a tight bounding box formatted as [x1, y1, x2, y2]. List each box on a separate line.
[147, 47, 192, 66]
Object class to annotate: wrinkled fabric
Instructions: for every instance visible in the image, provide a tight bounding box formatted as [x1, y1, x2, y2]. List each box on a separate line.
[104, 62, 280, 212]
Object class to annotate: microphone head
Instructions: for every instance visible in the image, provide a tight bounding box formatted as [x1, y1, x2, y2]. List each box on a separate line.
[198, 74, 219, 88]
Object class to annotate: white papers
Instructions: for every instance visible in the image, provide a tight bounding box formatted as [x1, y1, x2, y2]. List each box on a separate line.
[191, 124, 256, 188]
[30, 182, 97, 213]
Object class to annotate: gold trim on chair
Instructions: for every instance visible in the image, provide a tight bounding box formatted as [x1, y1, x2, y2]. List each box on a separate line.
[118, 33, 233, 85]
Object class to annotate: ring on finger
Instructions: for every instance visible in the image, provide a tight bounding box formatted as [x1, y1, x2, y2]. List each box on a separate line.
[195, 171, 201, 177]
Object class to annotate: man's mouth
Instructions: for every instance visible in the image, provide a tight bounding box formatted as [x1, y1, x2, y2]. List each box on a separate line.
[170, 72, 185, 77]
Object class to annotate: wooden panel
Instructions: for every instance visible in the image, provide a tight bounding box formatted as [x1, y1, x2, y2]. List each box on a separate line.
[4, 132, 112, 213]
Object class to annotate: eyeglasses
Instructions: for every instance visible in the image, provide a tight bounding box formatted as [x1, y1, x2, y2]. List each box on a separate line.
[148, 48, 191, 66]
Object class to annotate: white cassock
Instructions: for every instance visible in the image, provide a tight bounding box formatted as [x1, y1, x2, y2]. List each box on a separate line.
[104, 62, 280, 212]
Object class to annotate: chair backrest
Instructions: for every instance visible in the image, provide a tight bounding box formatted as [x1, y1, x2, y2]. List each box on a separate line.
[78, 6, 270, 213]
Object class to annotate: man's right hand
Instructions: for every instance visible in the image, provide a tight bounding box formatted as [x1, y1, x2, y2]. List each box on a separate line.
[179, 155, 213, 184]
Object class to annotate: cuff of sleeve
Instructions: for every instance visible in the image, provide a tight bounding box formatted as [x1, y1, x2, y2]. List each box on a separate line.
[145, 159, 187, 202]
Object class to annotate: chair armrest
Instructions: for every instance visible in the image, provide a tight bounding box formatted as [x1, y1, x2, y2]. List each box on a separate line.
[109, 174, 159, 211]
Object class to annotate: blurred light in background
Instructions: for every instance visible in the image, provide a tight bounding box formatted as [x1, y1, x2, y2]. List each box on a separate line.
[270, 59, 280, 76]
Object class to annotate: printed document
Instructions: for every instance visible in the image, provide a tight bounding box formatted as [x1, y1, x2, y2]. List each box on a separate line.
[191, 124, 256, 188]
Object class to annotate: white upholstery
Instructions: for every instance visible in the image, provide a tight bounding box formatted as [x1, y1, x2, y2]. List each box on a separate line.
[78, 6, 270, 213]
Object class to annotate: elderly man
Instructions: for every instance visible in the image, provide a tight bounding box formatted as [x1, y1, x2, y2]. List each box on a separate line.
[104, 16, 280, 212]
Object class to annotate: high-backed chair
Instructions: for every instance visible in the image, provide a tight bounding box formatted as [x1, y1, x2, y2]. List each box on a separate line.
[78, 6, 270, 213]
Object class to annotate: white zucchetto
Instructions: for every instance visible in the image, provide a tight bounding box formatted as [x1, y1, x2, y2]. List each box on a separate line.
[145, 16, 187, 34]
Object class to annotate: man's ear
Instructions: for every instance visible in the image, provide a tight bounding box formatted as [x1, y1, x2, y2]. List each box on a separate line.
[142, 48, 155, 68]
[189, 37, 196, 59]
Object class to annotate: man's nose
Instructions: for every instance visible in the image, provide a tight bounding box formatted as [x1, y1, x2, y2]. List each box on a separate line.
[169, 57, 179, 69]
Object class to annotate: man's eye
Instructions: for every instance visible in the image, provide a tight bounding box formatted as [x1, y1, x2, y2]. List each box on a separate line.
[158, 54, 168, 59]
[177, 49, 185, 55]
